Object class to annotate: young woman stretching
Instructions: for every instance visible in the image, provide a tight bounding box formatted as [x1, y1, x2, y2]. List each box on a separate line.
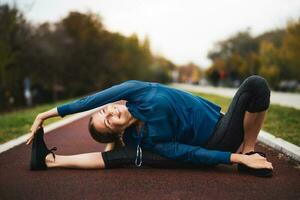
[26, 75, 274, 177]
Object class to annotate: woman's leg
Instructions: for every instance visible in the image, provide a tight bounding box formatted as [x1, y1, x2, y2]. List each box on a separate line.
[205, 75, 271, 153]
[45, 152, 105, 169]
[102, 146, 193, 169]
[45, 147, 189, 170]
[241, 110, 267, 153]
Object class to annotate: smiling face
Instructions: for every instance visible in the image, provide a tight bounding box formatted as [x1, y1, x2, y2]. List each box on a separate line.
[91, 103, 134, 135]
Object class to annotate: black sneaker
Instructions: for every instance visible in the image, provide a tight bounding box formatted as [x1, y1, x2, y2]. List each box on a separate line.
[30, 127, 57, 170]
[237, 151, 273, 177]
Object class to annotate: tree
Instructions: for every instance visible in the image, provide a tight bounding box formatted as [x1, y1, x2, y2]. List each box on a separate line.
[0, 6, 177, 112]
[281, 19, 300, 81]
[207, 30, 260, 82]
[207, 28, 290, 88]
[149, 55, 176, 83]
[0, 4, 31, 108]
[258, 41, 281, 87]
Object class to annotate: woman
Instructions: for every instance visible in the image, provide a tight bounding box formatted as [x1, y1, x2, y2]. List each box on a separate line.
[27, 75, 274, 177]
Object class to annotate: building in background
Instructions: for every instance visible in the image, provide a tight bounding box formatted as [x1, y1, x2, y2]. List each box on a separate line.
[177, 63, 203, 84]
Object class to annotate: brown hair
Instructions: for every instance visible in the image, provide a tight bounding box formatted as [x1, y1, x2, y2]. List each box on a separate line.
[88, 116, 124, 148]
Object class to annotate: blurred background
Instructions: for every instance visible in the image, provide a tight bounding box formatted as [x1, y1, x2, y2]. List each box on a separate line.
[1, 0, 300, 112]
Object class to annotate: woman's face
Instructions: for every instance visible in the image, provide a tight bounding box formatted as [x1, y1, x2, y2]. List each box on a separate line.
[91, 103, 133, 134]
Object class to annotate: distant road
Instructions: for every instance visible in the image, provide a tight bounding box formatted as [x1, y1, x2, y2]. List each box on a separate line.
[172, 83, 300, 110]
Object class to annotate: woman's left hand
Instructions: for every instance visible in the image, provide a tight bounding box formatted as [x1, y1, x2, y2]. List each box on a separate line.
[240, 153, 273, 169]
[26, 114, 44, 145]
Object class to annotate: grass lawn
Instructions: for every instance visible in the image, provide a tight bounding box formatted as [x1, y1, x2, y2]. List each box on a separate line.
[0, 92, 299, 147]
[192, 92, 300, 146]
[0, 99, 75, 144]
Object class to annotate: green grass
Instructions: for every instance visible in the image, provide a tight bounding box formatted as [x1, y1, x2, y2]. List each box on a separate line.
[0, 99, 75, 144]
[191, 92, 300, 146]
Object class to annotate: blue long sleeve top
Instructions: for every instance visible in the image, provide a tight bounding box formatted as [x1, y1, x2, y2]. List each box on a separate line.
[57, 80, 232, 165]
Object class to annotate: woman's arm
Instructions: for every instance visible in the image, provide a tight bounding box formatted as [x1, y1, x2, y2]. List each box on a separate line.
[230, 153, 273, 169]
[230, 153, 242, 163]
[152, 142, 231, 165]
[152, 142, 273, 169]
[26, 80, 147, 145]
[38, 107, 60, 120]
[26, 108, 60, 145]
[57, 80, 148, 117]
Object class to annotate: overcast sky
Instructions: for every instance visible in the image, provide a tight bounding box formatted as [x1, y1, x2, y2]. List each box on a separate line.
[4, 0, 300, 68]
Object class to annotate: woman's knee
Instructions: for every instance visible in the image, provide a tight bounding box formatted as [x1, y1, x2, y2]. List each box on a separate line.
[244, 75, 270, 95]
[244, 75, 271, 112]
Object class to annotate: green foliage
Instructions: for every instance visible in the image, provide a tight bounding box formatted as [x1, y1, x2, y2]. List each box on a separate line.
[0, 4, 30, 108]
[0, 5, 175, 112]
[151, 56, 176, 83]
[207, 19, 300, 90]
[282, 20, 300, 80]
[207, 31, 260, 81]
[0, 5, 21, 84]
[259, 41, 281, 86]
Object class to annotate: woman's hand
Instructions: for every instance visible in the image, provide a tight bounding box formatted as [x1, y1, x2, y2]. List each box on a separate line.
[240, 153, 273, 169]
[26, 114, 44, 145]
[26, 108, 60, 145]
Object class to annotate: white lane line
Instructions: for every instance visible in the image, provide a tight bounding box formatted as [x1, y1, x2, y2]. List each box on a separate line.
[0, 107, 101, 154]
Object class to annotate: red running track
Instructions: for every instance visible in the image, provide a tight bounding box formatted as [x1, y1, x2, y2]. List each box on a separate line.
[0, 116, 299, 200]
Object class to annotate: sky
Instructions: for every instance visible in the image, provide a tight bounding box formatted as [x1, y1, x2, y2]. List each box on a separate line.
[4, 0, 300, 68]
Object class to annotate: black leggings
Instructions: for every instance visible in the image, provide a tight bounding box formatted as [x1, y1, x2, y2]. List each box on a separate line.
[102, 75, 271, 168]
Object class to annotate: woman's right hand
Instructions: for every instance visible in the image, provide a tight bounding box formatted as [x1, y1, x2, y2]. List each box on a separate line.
[26, 114, 44, 145]
[240, 153, 273, 169]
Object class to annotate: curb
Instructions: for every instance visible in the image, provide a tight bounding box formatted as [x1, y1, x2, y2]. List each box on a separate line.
[258, 130, 300, 162]
[0, 107, 101, 154]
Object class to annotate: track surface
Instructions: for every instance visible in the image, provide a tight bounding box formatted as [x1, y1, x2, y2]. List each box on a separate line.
[0, 116, 299, 200]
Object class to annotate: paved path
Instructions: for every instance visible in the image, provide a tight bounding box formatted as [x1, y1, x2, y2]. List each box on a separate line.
[0, 116, 299, 200]
[172, 84, 300, 110]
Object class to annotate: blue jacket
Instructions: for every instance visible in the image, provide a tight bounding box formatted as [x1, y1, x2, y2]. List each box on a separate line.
[57, 80, 232, 165]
